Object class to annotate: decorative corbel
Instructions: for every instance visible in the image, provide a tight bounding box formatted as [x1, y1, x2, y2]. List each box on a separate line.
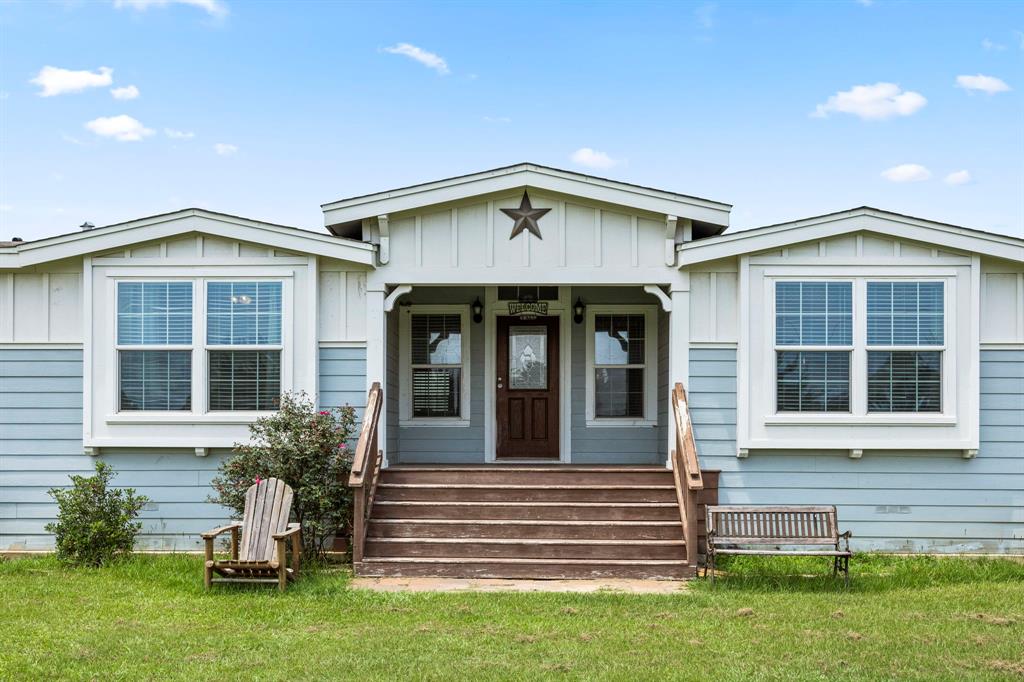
[664, 215, 678, 267]
[377, 214, 390, 265]
[849, 449, 863, 459]
[384, 285, 412, 312]
[84, 446, 99, 457]
[194, 447, 209, 458]
[962, 449, 977, 459]
[642, 285, 672, 312]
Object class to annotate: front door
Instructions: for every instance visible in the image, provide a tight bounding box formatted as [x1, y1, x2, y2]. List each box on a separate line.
[496, 316, 559, 459]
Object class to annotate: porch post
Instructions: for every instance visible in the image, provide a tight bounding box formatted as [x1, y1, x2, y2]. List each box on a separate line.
[667, 278, 690, 468]
[366, 286, 387, 467]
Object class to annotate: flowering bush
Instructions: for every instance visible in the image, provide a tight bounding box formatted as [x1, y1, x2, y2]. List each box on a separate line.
[46, 461, 149, 567]
[210, 392, 357, 559]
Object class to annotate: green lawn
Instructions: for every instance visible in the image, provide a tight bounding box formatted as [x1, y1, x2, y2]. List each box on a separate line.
[1, 554, 1021, 681]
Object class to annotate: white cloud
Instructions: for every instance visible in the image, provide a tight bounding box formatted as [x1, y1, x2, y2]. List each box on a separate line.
[110, 85, 140, 100]
[813, 82, 927, 120]
[84, 115, 154, 142]
[482, 116, 511, 123]
[213, 143, 237, 156]
[982, 38, 1006, 51]
[570, 148, 620, 170]
[956, 74, 1011, 94]
[382, 43, 449, 75]
[881, 164, 931, 183]
[31, 66, 113, 97]
[164, 128, 195, 139]
[944, 170, 971, 186]
[113, 0, 228, 18]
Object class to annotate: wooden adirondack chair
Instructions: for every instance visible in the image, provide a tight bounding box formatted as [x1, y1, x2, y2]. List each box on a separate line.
[201, 478, 302, 591]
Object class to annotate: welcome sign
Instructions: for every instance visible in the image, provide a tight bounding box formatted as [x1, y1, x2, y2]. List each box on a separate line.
[508, 301, 548, 320]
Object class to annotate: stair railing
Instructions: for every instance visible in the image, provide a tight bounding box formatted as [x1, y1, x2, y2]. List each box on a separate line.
[671, 382, 705, 567]
[348, 382, 383, 564]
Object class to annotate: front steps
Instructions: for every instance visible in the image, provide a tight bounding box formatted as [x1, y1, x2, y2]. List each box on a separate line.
[356, 466, 697, 580]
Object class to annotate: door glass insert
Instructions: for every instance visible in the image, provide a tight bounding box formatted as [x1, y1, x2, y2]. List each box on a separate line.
[509, 325, 547, 390]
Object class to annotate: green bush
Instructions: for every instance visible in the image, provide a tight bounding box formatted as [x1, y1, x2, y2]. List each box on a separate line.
[46, 461, 149, 567]
[210, 392, 357, 560]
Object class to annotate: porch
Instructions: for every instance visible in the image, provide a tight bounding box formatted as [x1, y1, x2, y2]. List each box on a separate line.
[375, 285, 682, 467]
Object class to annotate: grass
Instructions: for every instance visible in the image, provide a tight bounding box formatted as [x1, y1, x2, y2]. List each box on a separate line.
[1, 554, 1022, 681]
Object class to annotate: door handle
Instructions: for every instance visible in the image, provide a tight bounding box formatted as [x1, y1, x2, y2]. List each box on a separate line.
[497, 376, 504, 389]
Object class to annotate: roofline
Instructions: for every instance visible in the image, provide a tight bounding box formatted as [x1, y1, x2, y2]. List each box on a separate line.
[321, 163, 732, 229]
[0, 207, 375, 269]
[678, 206, 1024, 265]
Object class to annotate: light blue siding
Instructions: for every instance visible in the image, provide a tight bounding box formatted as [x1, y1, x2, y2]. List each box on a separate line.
[689, 347, 1024, 553]
[1, 346, 369, 551]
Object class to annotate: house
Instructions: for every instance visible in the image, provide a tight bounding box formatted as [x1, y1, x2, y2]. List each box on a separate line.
[2, 164, 1022, 577]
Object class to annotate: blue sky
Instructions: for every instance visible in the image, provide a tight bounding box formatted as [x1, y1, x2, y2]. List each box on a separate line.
[1, 0, 1021, 242]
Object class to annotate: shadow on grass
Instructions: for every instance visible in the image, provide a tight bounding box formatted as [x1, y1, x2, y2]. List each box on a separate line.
[691, 553, 1024, 594]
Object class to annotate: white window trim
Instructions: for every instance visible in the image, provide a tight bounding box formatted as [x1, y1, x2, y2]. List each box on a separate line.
[105, 275, 293, 424]
[737, 259, 978, 454]
[584, 304, 658, 427]
[763, 276, 955, 425]
[399, 304, 472, 428]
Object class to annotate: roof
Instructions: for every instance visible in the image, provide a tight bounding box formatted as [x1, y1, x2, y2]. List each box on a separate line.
[679, 206, 1024, 265]
[321, 163, 732, 237]
[0, 208, 375, 269]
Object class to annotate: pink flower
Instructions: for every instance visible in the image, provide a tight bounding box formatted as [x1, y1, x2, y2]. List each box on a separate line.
[254, 476, 262, 484]
[338, 443, 347, 450]
[319, 411, 330, 416]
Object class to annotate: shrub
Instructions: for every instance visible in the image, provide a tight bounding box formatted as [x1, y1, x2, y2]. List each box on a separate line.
[46, 461, 149, 567]
[210, 392, 356, 559]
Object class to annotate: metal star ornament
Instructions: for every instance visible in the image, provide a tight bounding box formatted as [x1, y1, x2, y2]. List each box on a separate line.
[501, 192, 550, 240]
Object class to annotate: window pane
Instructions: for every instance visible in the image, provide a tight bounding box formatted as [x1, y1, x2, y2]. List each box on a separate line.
[594, 314, 645, 366]
[117, 282, 192, 345]
[208, 350, 281, 411]
[411, 314, 462, 366]
[867, 282, 944, 346]
[412, 367, 461, 417]
[775, 282, 851, 346]
[206, 281, 282, 345]
[776, 351, 849, 412]
[119, 350, 191, 411]
[867, 351, 942, 413]
[509, 325, 547, 390]
[595, 367, 644, 418]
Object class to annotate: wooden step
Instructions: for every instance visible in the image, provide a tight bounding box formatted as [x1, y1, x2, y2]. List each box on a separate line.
[371, 501, 681, 521]
[374, 484, 678, 503]
[355, 557, 695, 580]
[382, 467, 672, 486]
[367, 519, 684, 540]
[363, 537, 687, 560]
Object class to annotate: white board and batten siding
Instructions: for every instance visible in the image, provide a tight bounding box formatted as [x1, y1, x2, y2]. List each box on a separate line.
[0, 265, 84, 344]
[364, 191, 684, 286]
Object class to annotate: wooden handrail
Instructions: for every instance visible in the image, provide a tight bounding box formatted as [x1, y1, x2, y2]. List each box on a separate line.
[348, 382, 383, 564]
[671, 382, 704, 567]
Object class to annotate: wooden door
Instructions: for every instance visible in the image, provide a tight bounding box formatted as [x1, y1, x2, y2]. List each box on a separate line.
[496, 316, 559, 459]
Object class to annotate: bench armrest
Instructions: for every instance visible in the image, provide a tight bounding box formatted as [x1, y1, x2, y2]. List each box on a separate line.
[200, 522, 242, 539]
[272, 523, 301, 540]
[838, 530, 852, 552]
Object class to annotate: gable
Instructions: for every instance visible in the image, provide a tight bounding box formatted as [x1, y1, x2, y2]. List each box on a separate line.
[0, 210, 374, 270]
[680, 208, 1024, 266]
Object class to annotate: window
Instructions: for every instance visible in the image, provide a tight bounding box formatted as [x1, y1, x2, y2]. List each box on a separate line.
[117, 282, 193, 411]
[207, 282, 283, 411]
[401, 307, 470, 423]
[775, 282, 852, 413]
[866, 282, 943, 413]
[585, 307, 657, 425]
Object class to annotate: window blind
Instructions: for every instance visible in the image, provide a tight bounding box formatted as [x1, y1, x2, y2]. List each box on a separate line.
[119, 350, 192, 411]
[593, 314, 645, 418]
[117, 282, 192, 345]
[410, 314, 462, 418]
[208, 350, 281, 411]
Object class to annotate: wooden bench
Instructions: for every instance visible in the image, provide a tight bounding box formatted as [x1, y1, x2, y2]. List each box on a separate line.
[705, 505, 852, 585]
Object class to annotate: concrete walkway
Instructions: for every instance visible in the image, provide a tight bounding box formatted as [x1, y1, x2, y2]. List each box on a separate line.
[351, 576, 689, 594]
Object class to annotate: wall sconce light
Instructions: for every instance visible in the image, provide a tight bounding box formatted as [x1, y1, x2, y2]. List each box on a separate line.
[573, 297, 585, 324]
[472, 297, 483, 324]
